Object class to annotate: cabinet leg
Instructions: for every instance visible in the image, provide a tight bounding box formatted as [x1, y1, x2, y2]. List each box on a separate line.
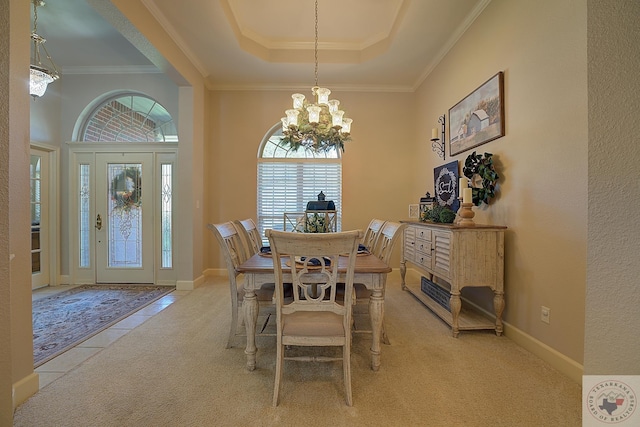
[450, 291, 461, 338]
[494, 291, 505, 336]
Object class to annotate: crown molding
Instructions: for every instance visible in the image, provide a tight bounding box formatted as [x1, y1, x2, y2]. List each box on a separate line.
[61, 65, 161, 75]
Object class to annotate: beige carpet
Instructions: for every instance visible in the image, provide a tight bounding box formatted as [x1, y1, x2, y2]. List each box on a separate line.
[13, 275, 582, 426]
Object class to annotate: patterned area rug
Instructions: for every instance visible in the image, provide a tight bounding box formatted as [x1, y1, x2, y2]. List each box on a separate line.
[33, 285, 174, 367]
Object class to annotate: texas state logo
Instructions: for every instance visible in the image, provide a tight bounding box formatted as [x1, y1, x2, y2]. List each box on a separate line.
[585, 379, 637, 424]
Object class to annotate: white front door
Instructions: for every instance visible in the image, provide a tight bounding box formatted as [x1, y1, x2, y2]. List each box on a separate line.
[95, 153, 154, 283]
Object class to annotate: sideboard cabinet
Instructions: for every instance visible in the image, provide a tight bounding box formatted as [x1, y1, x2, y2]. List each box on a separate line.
[400, 221, 506, 337]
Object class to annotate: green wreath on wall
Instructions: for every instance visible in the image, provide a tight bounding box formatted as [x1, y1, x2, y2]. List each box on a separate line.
[462, 151, 499, 206]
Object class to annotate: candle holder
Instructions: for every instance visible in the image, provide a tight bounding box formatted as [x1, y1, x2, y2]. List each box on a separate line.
[458, 202, 476, 227]
[430, 114, 446, 160]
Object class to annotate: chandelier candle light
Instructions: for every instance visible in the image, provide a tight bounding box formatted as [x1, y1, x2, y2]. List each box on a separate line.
[280, 0, 352, 153]
[30, 0, 60, 98]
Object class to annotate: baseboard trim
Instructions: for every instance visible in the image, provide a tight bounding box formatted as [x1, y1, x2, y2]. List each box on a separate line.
[503, 322, 583, 383]
[204, 268, 228, 277]
[175, 274, 207, 291]
[13, 372, 39, 410]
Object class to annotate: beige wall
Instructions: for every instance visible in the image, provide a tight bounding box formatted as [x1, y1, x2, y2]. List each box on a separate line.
[205, 90, 416, 269]
[414, 0, 588, 368]
[1, 0, 13, 420]
[585, 0, 640, 374]
[4, 0, 40, 415]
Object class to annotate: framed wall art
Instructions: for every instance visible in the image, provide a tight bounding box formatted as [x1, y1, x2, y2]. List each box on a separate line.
[434, 160, 460, 212]
[448, 71, 505, 156]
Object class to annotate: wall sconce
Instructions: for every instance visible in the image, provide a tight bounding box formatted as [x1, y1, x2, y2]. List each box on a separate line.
[430, 114, 446, 160]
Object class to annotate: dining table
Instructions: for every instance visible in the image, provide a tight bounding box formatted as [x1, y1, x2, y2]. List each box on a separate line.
[236, 252, 392, 372]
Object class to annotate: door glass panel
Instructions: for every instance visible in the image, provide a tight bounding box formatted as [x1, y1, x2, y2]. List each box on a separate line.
[30, 155, 41, 273]
[108, 163, 143, 268]
[161, 163, 173, 268]
[79, 164, 91, 267]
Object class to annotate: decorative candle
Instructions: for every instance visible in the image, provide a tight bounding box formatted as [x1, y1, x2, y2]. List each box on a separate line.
[463, 188, 473, 204]
[459, 177, 468, 198]
[431, 128, 438, 140]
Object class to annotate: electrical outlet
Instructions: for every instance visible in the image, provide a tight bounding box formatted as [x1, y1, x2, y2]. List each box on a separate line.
[541, 306, 550, 324]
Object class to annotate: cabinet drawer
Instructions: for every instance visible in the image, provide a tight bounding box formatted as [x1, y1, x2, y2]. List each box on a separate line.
[415, 252, 432, 269]
[416, 239, 431, 253]
[416, 228, 431, 242]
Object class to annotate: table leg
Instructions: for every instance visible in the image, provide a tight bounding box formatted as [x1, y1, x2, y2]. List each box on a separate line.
[369, 289, 384, 371]
[243, 285, 258, 371]
[400, 259, 407, 290]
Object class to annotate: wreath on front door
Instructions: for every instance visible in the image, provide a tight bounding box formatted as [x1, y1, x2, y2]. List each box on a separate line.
[462, 151, 499, 206]
[110, 167, 142, 212]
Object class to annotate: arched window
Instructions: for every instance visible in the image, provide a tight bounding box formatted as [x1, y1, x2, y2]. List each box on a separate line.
[79, 93, 177, 142]
[257, 124, 342, 242]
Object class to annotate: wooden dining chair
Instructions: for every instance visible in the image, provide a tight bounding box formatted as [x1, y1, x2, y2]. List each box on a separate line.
[233, 218, 264, 259]
[354, 221, 406, 344]
[208, 222, 275, 349]
[362, 219, 386, 252]
[266, 229, 362, 407]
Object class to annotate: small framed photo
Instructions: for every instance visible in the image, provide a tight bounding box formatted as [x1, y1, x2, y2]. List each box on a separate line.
[449, 71, 505, 156]
[408, 204, 419, 219]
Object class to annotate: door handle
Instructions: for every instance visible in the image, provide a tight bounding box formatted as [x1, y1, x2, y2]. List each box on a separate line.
[95, 214, 102, 230]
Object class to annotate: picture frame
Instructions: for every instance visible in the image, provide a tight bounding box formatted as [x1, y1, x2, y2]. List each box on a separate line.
[434, 160, 460, 213]
[408, 204, 419, 219]
[448, 71, 505, 156]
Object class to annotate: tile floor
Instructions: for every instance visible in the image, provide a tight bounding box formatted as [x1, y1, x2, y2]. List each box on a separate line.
[32, 285, 190, 389]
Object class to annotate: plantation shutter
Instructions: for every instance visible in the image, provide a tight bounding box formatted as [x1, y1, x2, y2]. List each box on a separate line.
[257, 160, 342, 243]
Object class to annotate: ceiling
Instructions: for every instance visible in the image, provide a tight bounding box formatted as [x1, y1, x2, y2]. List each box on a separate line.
[33, 0, 490, 91]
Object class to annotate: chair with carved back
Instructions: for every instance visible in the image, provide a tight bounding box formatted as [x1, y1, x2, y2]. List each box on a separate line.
[353, 221, 406, 344]
[207, 222, 275, 349]
[234, 218, 265, 260]
[371, 221, 406, 265]
[362, 219, 386, 252]
[266, 229, 362, 407]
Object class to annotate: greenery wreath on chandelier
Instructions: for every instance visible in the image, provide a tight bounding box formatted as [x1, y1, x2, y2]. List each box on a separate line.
[462, 151, 499, 206]
[110, 167, 142, 212]
[281, 98, 351, 153]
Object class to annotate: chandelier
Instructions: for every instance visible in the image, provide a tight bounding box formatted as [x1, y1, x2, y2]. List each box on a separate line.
[280, 0, 352, 153]
[30, 0, 59, 98]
